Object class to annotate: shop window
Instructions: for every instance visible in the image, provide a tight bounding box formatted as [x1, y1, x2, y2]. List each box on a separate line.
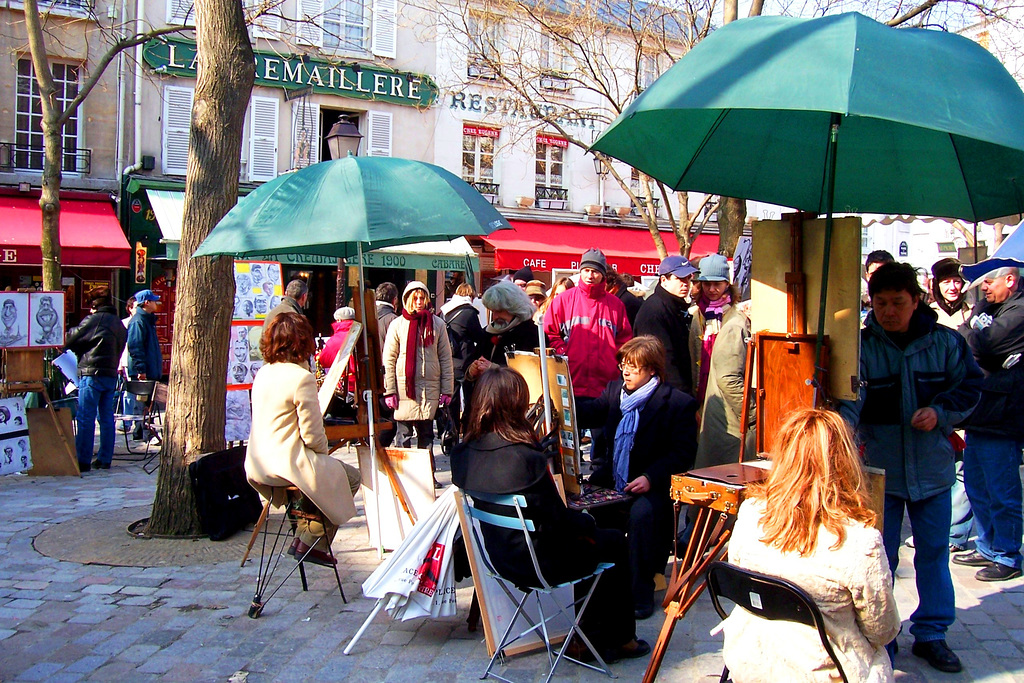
[15, 59, 83, 174]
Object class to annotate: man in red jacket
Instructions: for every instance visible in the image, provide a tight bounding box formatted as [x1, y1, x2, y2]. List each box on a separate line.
[544, 249, 633, 465]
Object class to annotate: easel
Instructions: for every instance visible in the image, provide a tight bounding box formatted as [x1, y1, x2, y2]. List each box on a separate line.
[2, 349, 79, 476]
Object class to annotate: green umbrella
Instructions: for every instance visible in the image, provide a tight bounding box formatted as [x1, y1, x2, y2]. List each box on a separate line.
[592, 12, 1024, 392]
[192, 155, 510, 259]
[592, 12, 1024, 222]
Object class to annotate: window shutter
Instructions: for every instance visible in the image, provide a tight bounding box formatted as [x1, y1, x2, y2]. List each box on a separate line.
[371, 0, 397, 58]
[291, 101, 320, 169]
[248, 0, 282, 37]
[248, 96, 279, 182]
[366, 111, 392, 157]
[162, 86, 194, 176]
[297, 0, 324, 46]
[166, 0, 195, 25]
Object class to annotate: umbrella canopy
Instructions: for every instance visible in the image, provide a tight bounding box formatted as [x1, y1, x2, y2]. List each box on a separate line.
[192, 156, 510, 259]
[592, 12, 1024, 222]
[962, 222, 1024, 282]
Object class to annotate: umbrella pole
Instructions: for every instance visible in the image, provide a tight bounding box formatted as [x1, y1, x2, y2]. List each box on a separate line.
[813, 114, 841, 404]
[538, 323, 553, 434]
[358, 242, 384, 559]
[344, 599, 384, 655]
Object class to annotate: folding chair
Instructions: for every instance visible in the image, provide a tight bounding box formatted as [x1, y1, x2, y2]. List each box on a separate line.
[140, 382, 167, 474]
[706, 561, 849, 683]
[241, 486, 346, 619]
[462, 489, 616, 683]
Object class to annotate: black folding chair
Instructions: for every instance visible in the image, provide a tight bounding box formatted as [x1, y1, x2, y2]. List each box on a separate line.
[706, 561, 849, 683]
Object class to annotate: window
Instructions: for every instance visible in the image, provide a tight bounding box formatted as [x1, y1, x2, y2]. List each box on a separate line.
[366, 110, 392, 157]
[15, 59, 81, 173]
[468, 13, 502, 78]
[162, 86, 194, 175]
[246, 0, 282, 36]
[540, 31, 572, 75]
[248, 96, 279, 182]
[462, 127, 496, 184]
[536, 134, 568, 209]
[292, 100, 320, 169]
[640, 52, 661, 90]
[324, 0, 369, 51]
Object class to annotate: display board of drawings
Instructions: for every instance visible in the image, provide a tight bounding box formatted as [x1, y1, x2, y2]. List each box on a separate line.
[225, 261, 284, 442]
[506, 351, 581, 496]
[0, 292, 66, 349]
[0, 397, 31, 475]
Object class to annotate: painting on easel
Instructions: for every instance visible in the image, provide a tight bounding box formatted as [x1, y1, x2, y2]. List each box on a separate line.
[0, 293, 29, 348]
[29, 292, 65, 348]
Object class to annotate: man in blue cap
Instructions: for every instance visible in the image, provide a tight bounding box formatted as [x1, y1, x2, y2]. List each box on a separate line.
[126, 289, 163, 441]
[633, 255, 697, 394]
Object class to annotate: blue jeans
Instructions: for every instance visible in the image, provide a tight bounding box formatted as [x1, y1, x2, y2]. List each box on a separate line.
[964, 432, 1024, 569]
[883, 492, 955, 643]
[75, 375, 118, 467]
[949, 460, 973, 548]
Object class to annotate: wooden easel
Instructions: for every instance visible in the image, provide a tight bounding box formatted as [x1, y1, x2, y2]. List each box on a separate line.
[2, 349, 79, 476]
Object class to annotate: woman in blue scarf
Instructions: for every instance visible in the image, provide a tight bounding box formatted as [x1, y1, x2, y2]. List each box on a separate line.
[579, 336, 699, 619]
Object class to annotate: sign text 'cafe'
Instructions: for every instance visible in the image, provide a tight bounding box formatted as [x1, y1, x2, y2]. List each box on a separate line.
[143, 38, 438, 108]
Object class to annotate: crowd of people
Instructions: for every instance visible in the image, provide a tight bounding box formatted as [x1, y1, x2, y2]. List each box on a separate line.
[62, 241, 1023, 678]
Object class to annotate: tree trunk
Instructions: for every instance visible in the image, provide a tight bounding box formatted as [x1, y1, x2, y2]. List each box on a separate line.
[148, 0, 255, 536]
[717, 196, 746, 258]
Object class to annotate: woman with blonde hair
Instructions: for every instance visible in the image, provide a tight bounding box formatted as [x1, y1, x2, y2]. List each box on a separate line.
[721, 409, 900, 682]
[535, 276, 575, 321]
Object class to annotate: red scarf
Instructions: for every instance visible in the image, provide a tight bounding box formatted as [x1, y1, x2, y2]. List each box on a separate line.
[402, 308, 435, 399]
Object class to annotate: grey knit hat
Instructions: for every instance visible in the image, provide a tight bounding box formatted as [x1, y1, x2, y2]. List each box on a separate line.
[697, 254, 730, 282]
[579, 248, 608, 276]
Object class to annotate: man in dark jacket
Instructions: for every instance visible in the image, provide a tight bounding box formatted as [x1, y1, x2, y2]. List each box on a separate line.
[633, 255, 696, 394]
[841, 262, 982, 674]
[955, 266, 1024, 583]
[375, 282, 399, 351]
[126, 289, 164, 441]
[65, 291, 127, 471]
[262, 279, 308, 339]
[443, 286, 483, 437]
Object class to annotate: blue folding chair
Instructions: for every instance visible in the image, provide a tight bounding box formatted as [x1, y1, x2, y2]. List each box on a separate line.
[462, 489, 617, 683]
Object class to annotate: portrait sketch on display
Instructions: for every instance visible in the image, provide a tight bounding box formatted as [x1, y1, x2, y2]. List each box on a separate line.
[29, 292, 66, 348]
[0, 293, 30, 348]
[225, 390, 252, 442]
[227, 323, 263, 390]
[0, 397, 31, 475]
[233, 261, 283, 322]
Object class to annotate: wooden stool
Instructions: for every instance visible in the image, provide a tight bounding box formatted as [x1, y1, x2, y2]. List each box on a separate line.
[241, 486, 347, 618]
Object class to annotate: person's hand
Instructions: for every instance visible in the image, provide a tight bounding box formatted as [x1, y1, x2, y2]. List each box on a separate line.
[137, 374, 147, 381]
[384, 395, 399, 410]
[439, 394, 452, 408]
[971, 313, 994, 330]
[911, 407, 938, 432]
[624, 475, 651, 495]
[468, 358, 491, 380]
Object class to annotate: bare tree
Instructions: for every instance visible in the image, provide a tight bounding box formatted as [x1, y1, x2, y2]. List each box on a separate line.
[147, 0, 255, 536]
[21, 0, 185, 291]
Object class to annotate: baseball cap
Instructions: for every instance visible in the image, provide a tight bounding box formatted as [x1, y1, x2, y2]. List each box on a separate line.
[658, 255, 698, 279]
[134, 289, 161, 303]
[696, 254, 730, 282]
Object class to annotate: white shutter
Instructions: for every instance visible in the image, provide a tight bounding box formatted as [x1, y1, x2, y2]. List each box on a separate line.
[166, 0, 195, 25]
[248, 96, 279, 182]
[291, 101, 321, 169]
[366, 110, 392, 157]
[371, 0, 397, 58]
[297, 0, 324, 46]
[162, 86, 194, 176]
[248, 0, 282, 37]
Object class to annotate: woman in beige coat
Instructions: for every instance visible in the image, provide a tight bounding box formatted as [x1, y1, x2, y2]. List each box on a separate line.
[721, 409, 900, 683]
[383, 281, 454, 450]
[246, 312, 360, 567]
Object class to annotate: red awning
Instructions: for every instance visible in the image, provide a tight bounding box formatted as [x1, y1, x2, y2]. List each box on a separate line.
[0, 196, 130, 268]
[485, 220, 719, 277]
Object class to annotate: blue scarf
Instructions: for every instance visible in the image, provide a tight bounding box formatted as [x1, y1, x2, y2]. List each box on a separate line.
[612, 376, 660, 492]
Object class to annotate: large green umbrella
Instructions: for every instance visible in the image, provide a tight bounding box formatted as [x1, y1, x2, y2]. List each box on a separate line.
[193, 156, 509, 555]
[592, 12, 1024, 222]
[193, 155, 510, 259]
[592, 12, 1024, 392]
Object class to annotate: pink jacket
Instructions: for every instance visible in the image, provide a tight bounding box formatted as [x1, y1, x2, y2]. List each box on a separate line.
[318, 320, 357, 393]
[543, 281, 632, 398]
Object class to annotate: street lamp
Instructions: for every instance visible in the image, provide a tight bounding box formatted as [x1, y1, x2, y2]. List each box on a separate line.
[592, 153, 609, 213]
[326, 118, 363, 160]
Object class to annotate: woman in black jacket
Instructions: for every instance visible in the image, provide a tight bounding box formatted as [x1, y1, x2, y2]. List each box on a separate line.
[579, 336, 699, 619]
[451, 366, 649, 663]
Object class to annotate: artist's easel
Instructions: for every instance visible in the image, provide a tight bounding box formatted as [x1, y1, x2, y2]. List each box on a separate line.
[1, 349, 79, 476]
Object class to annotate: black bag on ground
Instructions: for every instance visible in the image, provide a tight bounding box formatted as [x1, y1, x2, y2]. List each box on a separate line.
[188, 445, 262, 541]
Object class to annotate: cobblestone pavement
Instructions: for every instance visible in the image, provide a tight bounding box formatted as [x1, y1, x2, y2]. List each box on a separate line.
[1, 441, 1023, 682]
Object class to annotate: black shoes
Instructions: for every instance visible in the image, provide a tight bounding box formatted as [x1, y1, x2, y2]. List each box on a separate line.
[951, 550, 993, 567]
[78, 461, 90, 473]
[976, 563, 1023, 582]
[634, 604, 655, 620]
[604, 638, 652, 663]
[91, 460, 111, 470]
[911, 639, 962, 673]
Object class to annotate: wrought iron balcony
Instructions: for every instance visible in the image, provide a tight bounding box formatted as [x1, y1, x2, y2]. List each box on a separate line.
[631, 196, 660, 216]
[469, 181, 500, 205]
[535, 185, 568, 210]
[0, 142, 91, 174]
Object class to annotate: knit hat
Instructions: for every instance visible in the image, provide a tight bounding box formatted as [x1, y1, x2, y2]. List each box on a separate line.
[579, 248, 608, 276]
[525, 280, 547, 298]
[402, 281, 429, 303]
[333, 306, 355, 321]
[513, 266, 534, 283]
[931, 257, 963, 283]
[696, 254, 730, 282]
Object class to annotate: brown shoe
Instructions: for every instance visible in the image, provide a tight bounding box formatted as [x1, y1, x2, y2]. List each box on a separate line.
[293, 540, 337, 567]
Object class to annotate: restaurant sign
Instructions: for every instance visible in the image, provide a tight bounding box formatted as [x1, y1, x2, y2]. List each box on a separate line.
[143, 38, 438, 108]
